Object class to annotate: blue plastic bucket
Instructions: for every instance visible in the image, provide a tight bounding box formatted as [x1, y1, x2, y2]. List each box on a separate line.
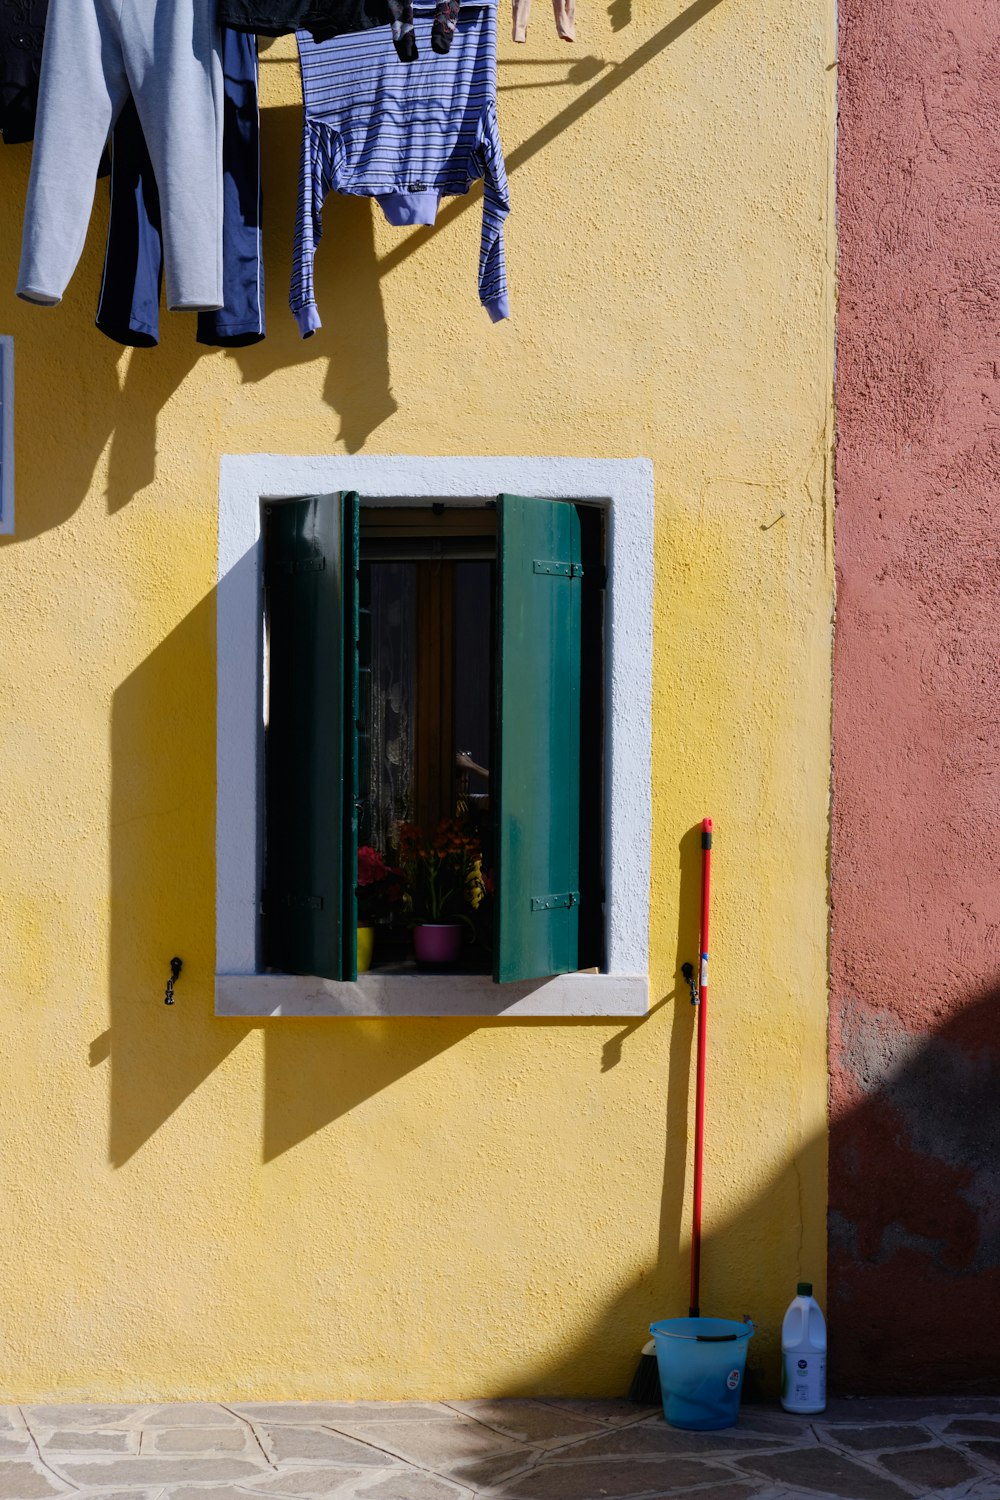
[650, 1316, 755, 1431]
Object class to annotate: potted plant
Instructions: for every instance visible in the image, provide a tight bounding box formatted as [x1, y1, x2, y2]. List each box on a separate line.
[397, 818, 485, 965]
[356, 845, 404, 972]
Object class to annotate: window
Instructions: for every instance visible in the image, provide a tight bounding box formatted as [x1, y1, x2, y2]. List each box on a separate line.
[216, 457, 652, 1017]
[260, 494, 605, 984]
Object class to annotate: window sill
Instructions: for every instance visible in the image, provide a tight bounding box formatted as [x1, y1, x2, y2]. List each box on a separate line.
[215, 972, 649, 1018]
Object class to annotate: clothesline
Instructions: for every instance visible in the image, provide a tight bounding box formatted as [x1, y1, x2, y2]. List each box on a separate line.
[3, 0, 578, 347]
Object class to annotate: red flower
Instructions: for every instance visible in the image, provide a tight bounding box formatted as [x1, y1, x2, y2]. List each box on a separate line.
[358, 845, 392, 886]
[357, 845, 404, 921]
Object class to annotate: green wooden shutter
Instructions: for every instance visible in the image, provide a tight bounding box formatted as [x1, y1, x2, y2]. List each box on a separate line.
[262, 493, 360, 980]
[495, 494, 582, 982]
[342, 491, 360, 977]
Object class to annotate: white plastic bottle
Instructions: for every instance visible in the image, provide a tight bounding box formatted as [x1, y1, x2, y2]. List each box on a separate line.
[780, 1282, 827, 1413]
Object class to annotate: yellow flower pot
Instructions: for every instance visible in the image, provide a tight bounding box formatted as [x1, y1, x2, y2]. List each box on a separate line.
[357, 924, 375, 973]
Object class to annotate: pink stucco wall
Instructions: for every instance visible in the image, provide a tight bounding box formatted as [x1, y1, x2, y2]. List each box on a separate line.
[832, 0, 1000, 1392]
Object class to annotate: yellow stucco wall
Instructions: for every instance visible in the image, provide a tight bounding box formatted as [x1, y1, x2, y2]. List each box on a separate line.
[0, 0, 834, 1398]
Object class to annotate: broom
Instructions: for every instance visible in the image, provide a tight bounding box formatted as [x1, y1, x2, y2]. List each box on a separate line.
[628, 817, 713, 1404]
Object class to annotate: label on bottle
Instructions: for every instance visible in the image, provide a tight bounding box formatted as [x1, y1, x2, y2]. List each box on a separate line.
[782, 1352, 826, 1411]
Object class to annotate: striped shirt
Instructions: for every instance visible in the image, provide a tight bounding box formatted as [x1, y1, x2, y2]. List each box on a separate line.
[292, 3, 509, 336]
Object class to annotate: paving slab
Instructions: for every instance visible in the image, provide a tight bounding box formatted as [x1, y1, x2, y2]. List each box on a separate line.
[320, 1417, 523, 1471]
[494, 1458, 744, 1498]
[0, 1461, 69, 1499]
[350, 1473, 469, 1499]
[249, 1468, 374, 1496]
[234, 1407, 450, 1426]
[947, 1422, 1000, 1439]
[823, 1425, 933, 1452]
[960, 1442, 1000, 1470]
[145, 1430, 255, 1455]
[877, 1444, 980, 1488]
[56, 1460, 268, 1486]
[439, 1451, 537, 1491]
[730, 1411, 818, 1441]
[443, 1401, 607, 1448]
[166, 1489, 282, 1500]
[546, 1422, 780, 1460]
[72, 1491, 165, 1500]
[258, 1429, 392, 1468]
[732, 1447, 914, 1498]
[145, 1408, 245, 1429]
[0, 1443, 31, 1460]
[531, 1399, 647, 1428]
[40, 1432, 136, 1454]
[23, 1408, 144, 1432]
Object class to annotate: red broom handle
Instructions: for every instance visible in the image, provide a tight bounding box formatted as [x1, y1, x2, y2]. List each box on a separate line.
[689, 816, 712, 1319]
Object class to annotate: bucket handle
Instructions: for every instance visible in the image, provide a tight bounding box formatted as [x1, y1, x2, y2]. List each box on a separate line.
[694, 1333, 738, 1342]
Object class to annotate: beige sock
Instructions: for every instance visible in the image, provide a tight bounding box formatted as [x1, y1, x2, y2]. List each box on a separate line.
[512, 0, 575, 42]
[554, 0, 575, 39]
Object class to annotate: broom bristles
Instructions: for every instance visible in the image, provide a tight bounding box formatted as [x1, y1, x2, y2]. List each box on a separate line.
[627, 1340, 661, 1405]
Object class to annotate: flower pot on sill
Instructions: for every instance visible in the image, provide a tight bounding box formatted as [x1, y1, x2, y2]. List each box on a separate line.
[357, 923, 375, 973]
[413, 922, 462, 965]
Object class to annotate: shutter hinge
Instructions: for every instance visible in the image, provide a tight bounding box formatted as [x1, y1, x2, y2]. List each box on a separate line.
[262, 890, 324, 912]
[533, 560, 584, 578]
[530, 890, 580, 912]
[266, 556, 327, 581]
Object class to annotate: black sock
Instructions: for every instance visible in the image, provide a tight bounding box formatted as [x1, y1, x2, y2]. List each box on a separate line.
[431, 0, 459, 52]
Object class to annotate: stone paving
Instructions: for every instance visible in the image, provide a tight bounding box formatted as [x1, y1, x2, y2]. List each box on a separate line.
[0, 1398, 998, 1500]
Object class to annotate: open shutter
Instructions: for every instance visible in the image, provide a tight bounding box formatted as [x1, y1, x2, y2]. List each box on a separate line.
[495, 494, 582, 982]
[262, 492, 359, 980]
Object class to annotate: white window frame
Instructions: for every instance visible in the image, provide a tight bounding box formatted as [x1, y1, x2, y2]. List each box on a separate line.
[0, 337, 14, 536]
[216, 456, 653, 1018]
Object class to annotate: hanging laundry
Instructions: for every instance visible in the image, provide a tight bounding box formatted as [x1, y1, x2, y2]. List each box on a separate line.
[219, 0, 388, 42]
[0, 0, 47, 142]
[96, 29, 264, 348]
[17, 0, 225, 312]
[291, 3, 509, 337]
[512, 0, 574, 42]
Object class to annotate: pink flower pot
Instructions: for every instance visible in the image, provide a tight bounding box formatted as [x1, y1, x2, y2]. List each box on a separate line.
[413, 922, 462, 964]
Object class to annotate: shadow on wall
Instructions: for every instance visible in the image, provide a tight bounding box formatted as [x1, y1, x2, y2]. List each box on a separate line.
[102, 584, 700, 1170]
[0, 110, 395, 545]
[101, 633, 829, 1401]
[102, 106, 399, 515]
[375, 0, 726, 283]
[0, 0, 725, 544]
[101, 599, 825, 1402]
[829, 987, 1000, 1395]
[101, 595, 1000, 1389]
[226, 105, 397, 458]
[102, 594, 700, 1151]
[608, 0, 631, 32]
[106, 589, 241, 1167]
[258, 825, 699, 1162]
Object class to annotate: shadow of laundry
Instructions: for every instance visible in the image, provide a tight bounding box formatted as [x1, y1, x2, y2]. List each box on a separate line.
[378, 0, 727, 279]
[608, 0, 632, 32]
[228, 104, 398, 454]
[498, 56, 609, 91]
